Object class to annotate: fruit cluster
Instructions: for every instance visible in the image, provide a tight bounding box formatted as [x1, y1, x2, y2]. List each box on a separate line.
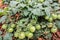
[0, 0, 60, 40]
[2, 20, 41, 39]
[45, 14, 60, 22]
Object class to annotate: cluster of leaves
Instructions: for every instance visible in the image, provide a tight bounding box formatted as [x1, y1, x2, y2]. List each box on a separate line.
[0, 0, 60, 40]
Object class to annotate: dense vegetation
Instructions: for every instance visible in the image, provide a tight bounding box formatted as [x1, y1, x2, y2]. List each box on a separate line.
[0, 0, 60, 40]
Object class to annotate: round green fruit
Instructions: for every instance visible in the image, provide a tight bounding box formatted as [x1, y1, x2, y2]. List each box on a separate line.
[14, 32, 19, 38]
[11, 24, 15, 28]
[29, 26, 35, 32]
[45, 16, 49, 20]
[57, 15, 60, 19]
[36, 24, 41, 30]
[51, 27, 57, 33]
[2, 24, 7, 29]
[8, 28, 13, 32]
[47, 23, 53, 28]
[25, 32, 29, 36]
[52, 14, 57, 19]
[38, 0, 44, 3]
[27, 32, 33, 38]
[19, 32, 25, 39]
[48, 17, 53, 22]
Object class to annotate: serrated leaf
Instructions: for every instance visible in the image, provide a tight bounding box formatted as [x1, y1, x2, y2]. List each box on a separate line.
[12, 8, 18, 14]
[33, 3, 42, 9]
[45, 7, 51, 16]
[54, 6, 60, 10]
[17, 3, 26, 8]
[23, 9, 29, 16]
[32, 8, 44, 16]
[10, 1, 19, 7]
[43, 1, 50, 6]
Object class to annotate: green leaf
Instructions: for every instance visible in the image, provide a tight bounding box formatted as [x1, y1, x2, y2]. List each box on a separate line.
[12, 8, 18, 14]
[32, 8, 44, 16]
[33, 3, 43, 9]
[0, 9, 3, 16]
[0, 16, 7, 23]
[23, 9, 29, 16]
[3, 33, 13, 40]
[43, 1, 50, 6]
[10, 1, 19, 7]
[0, 36, 2, 40]
[18, 3, 26, 8]
[45, 7, 51, 16]
[55, 20, 60, 30]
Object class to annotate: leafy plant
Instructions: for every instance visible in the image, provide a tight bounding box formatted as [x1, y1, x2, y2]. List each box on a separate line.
[0, 0, 60, 40]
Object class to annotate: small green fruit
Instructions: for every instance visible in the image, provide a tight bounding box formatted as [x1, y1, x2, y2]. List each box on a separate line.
[52, 14, 57, 19]
[57, 15, 60, 19]
[11, 24, 15, 28]
[29, 26, 35, 32]
[14, 32, 19, 38]
[38, 0, 44, 3]
[27, 32, 33, 38]
[48, 17, 53, 22]
[19, 32, 25, 39]
[36, 24, 41, 30]
[2, 24, 7, 29]
[8, 28, 13, 32]
[47, 23, 53, 28]
[51, 27, 57, 33]
[25, 32, 29, 36]
[45, 16, 49, 20]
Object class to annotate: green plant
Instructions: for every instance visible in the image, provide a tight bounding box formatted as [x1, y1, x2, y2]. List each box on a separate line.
[0, 0, 60, 40]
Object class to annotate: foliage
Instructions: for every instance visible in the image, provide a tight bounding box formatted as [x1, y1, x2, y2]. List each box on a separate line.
[0, 0, 60, 40]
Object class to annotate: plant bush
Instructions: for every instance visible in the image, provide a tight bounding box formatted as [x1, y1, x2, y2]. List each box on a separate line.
[0, 0, 60, 40]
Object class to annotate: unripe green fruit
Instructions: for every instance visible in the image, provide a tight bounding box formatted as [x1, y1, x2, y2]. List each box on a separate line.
[8, 28, 13, 32]
[19, 32, 25, 39]
[57, 15, 60, 19]
[14, 32, 19, 38]
[25, 32, 29, 36]
[51, 27, 57, 33]
[11, 24, 15, 28]
[38, 0, 44, 3]
[45, 16, 49, 20]
[36, 24, 41, 30]
[2, 24, 7, 29]
[29, 26, 35, 32]
[52, 14, 57, 19]
[27, 32, 33, 38]
[47, 23, 53, 28]
[48, 17, 53, 22]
